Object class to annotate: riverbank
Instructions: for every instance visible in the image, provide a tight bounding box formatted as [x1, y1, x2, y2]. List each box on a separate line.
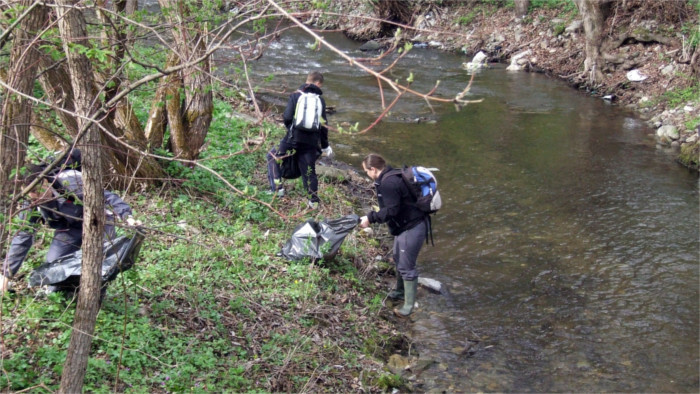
[304, 0, 700, 171]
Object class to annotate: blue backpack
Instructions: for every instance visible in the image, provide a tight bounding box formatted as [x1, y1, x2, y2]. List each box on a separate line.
[393, 165, 441, 245]
[399, 166, 442, 214]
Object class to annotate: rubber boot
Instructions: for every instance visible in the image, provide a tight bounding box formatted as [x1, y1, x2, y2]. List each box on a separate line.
[387, 276, 404, 300]
[394, 279, 416, 317]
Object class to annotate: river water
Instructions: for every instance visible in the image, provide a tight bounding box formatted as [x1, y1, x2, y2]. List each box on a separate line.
[239, 30, 699, 392]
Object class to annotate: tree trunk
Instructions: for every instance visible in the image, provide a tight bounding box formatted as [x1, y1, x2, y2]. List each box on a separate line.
[514, 0, 530, 17]
[690, 45, 699, 79]
[31, 111, 67, 152]
[37, 54, 80, 136]
[89, 0, 165, 188]
[0, 1, 47, 250]
[145, 52, 179, 149]
[575, 0, 610, 85]
[158, 0, 213, 161]
[55, 1, 105, 392]
[376, 0, 412, 31]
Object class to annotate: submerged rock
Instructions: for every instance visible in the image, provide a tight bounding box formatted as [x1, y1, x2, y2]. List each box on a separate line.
[418, 277, 444, 293]
[358, 40, 382, 51]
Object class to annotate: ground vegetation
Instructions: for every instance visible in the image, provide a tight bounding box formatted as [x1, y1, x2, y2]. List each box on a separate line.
[0, 106, 412, 391]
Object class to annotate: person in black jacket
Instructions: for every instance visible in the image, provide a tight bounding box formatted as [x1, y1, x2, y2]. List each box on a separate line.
[0, 157, 139, 294]
[359, 153, 427, 317]
[266, 71, 332, 208]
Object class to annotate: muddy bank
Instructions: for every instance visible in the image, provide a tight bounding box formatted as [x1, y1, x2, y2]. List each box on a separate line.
[297, 1, 699, 171]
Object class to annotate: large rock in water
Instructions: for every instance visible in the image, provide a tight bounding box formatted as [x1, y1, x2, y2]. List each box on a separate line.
[656, 124, 679, 144]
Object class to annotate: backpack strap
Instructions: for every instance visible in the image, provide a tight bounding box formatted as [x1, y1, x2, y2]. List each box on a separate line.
[425, 215, 434, 246]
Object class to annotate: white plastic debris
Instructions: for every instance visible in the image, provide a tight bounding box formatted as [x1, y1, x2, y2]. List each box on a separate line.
[626, 69, 648, 82]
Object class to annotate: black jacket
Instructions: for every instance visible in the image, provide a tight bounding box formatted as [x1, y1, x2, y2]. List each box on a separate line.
[282, 83, 329, 151]
[367, 167, 426, 236]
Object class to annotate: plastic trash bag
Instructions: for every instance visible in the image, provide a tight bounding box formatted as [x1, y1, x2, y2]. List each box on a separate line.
[29, 230, 145, 290]
[281, 214, 359, 261]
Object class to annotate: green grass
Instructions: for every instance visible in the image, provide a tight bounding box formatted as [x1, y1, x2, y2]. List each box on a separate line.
[0, 97, 401, 392]
[663, 82, 700, 108]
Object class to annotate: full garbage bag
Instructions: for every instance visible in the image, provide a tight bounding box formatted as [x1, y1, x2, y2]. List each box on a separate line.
[281, 214, 359, 261]
[29, 230, 145, 290]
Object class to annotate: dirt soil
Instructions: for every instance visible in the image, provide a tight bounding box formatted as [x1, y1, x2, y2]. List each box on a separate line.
[306, 1, 700, 170]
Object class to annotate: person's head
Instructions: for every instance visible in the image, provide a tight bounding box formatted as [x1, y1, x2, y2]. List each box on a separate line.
[362, 153, 386, 181]
[64, 148, 82, 171]
[48, 148, 81, 171]
[306, 71, 324, 88]
[22, 164, 51, 202]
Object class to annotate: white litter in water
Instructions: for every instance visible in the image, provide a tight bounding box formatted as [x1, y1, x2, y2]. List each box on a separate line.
[418, 277, 443, 293]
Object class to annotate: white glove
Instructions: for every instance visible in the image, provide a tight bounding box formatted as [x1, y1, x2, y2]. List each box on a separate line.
[125, 215, 142, 227]
[321, 146, 334, 159]
[359, 216, 370, 228]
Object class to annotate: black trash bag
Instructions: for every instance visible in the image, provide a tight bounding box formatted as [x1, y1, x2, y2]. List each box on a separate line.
[281, 214, 359, 261]
[29, 230, 145, 291]
[279, 154, 301, 179]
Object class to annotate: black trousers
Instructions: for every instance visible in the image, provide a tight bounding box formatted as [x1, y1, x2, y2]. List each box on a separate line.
[295, 147, 321, 203]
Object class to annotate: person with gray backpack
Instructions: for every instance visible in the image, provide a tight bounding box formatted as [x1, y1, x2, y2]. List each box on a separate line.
[266, 71, 333, 209]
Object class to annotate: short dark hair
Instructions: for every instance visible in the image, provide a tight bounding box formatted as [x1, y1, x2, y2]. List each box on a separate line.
[307, 71, 324, 85]
[363, 153, 386, 171]
[64, 148, 81, 171]
[47, 148, 81, 171]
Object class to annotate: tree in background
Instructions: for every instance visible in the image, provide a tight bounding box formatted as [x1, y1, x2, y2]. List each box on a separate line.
[153, 0, 213, 161]
[0, 1, 48, 256]
[574, 0, 612, 86]
[51, 0, 105, 390]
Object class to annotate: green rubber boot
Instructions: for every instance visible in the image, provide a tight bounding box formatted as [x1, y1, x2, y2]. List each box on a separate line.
[393, 279, 416, 317]
[387, 276, 404, 300]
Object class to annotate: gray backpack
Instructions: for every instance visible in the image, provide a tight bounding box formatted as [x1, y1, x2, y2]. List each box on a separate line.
[293, 91, 322, 132]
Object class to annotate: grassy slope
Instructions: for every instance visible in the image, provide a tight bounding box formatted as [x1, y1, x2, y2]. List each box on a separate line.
[0, 101, 405, 392]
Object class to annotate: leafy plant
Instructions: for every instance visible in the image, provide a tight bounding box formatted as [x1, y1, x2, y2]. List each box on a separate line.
[663, 83, 700, 107]
[553, 21, 567, 36]
[376, 373, 403, 391]
[457, 12, 477, 26]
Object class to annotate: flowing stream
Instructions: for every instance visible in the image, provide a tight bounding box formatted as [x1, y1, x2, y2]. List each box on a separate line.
[238, 30, 699, 392]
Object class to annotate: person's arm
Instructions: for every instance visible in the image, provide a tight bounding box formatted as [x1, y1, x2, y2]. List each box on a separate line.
[319, 96, 329, 149]
[367, 178, 402, 224]
[4, 231, 35, 277]
[104, 190, 133, 221]
[283, 93, 298, 130]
